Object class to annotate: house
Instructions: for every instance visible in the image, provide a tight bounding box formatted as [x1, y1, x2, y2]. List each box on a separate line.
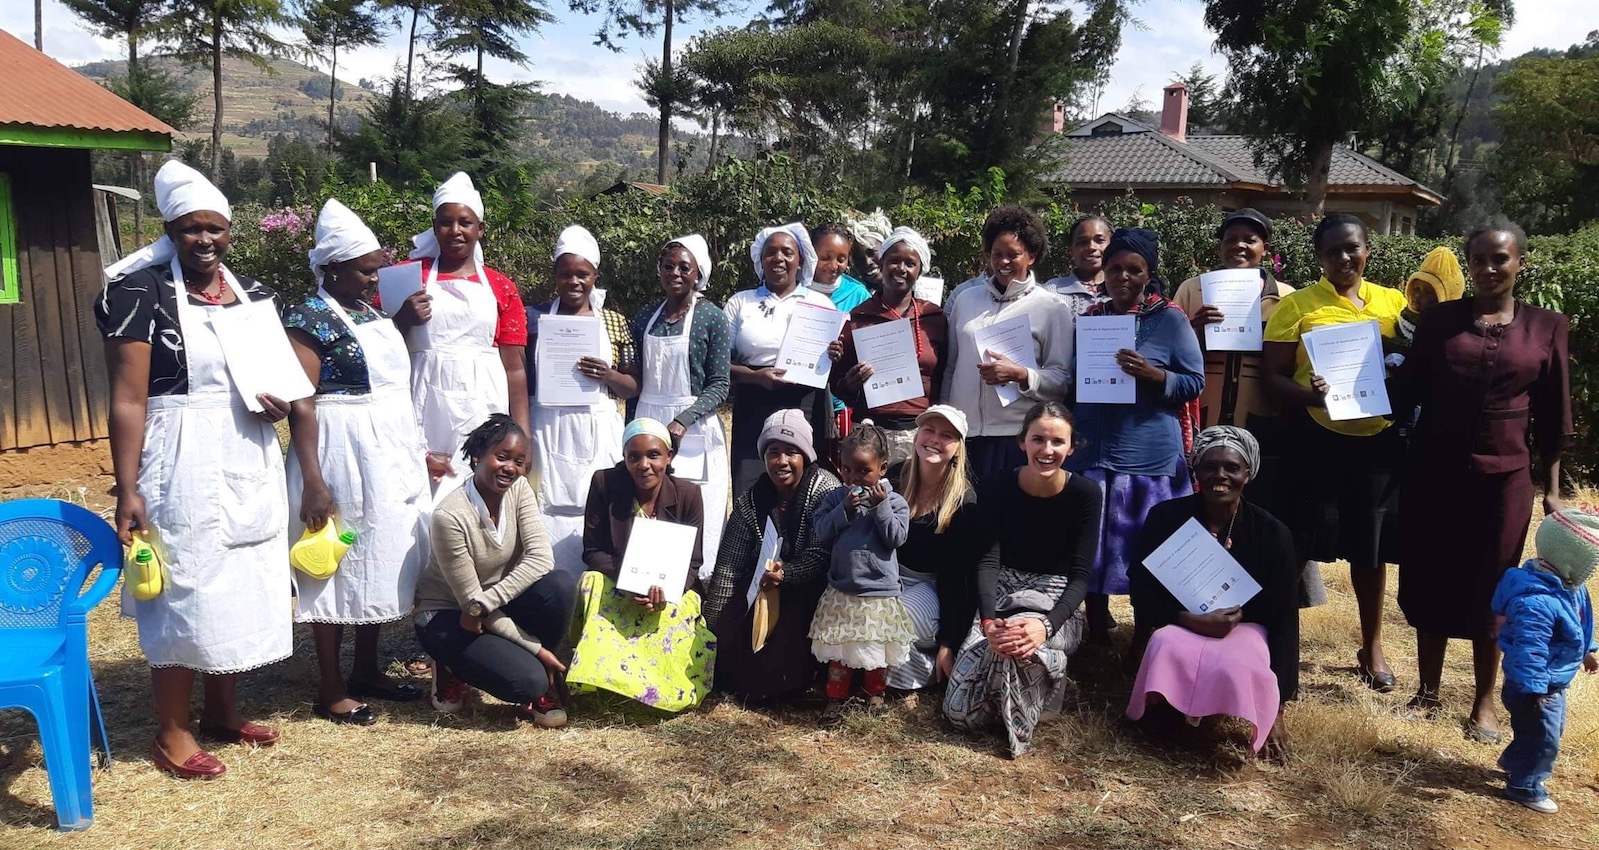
[1049, 83, 1443, 235]
[0, 29, 174, 471]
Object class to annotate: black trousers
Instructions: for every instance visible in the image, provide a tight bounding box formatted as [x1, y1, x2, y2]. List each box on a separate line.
[415, 570, 577, 705]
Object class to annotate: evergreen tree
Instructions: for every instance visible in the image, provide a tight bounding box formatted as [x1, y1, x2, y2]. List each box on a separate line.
[300, 0, 385, 152]
[161, 0, 290, 179]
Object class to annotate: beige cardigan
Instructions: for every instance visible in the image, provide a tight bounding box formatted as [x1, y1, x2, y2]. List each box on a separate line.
[414, 477, 555, 653]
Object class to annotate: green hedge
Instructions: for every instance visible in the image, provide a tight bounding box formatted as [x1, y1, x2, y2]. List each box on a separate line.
[223, 158, 1599, 481]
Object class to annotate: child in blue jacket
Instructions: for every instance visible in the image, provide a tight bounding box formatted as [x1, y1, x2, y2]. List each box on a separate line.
[1492, 509, 1599, 813]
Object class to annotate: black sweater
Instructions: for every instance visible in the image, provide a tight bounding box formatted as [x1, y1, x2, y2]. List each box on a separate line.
[1129, 495, 1301, 701]
[973, 470, 1103, 632]
[891, 460, 983, 649]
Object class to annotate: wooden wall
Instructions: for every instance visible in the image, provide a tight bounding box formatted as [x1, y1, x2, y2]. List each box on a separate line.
[0, 146, 110, 451]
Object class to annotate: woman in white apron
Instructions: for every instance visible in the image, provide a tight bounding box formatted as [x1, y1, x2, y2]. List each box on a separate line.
[528, 226, 637, 575]
[627, 235, 732, 580]
[283, 200, 432, 726]
[390, 172, 529, 496]
[97, 160, 294, 779]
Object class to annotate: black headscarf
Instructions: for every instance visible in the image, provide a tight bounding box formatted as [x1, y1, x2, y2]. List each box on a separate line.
[1105, 227, 1167, 298]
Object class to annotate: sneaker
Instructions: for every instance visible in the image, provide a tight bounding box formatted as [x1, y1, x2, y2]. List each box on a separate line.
[529, 694, 567, 728]
[431, 664, 468, 713]
[1508, 795, 1557, 814]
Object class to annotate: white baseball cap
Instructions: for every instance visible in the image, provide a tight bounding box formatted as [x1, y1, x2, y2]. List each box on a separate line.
[915, 404, 969, 439]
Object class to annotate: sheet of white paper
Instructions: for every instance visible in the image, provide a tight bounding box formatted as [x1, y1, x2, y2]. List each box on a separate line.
[970, 313, 1038, 407]
[853, 318, 924, 409]
[376, 263, 430, 351]
[1143, 517, 1263, 614]
[674, 434, 708, 481]
[209, 301, 315, 412]
[616, 517, 697, 605]
[535, 314, 610, 407]
[913, 276, 945, 306]
[1199, 269, 1264, 352]
[775, 302, 847, 389]
[746, 518, 782, 610]
[1074, 314, 1137, 404]
[1303, 320, 1392, 421]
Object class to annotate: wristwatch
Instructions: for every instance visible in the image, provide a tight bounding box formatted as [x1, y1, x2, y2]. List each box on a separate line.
[466, 600, 487, 618]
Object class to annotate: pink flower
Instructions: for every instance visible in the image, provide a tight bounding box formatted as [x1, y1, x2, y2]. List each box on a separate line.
[259, 208, 307, 235]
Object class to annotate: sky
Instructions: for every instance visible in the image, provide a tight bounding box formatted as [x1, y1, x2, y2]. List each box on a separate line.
[4, 0, 1598, 121]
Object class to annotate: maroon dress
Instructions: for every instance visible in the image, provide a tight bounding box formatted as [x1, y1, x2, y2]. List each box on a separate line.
[1396, 300, 1573, 639]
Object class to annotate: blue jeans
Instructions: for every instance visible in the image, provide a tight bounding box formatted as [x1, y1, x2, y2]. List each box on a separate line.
[1499, 686, 1567, 802]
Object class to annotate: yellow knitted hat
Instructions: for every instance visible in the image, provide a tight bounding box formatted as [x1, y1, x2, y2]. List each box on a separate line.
[1406, 247, 1465, 307]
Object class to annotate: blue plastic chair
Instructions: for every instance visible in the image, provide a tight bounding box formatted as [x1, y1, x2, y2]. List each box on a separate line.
[0, 499, 121, 831]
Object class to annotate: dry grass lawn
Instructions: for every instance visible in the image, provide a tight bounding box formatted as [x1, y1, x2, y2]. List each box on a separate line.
[3, 475, 1599, 849]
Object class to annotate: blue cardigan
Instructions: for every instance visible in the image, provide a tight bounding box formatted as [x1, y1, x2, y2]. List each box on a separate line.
[1493, 561, 1597, 695]
[1068, 306, 1205, 477]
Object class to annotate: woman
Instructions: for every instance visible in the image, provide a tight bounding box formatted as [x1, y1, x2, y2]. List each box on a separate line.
[1127, 427, 1299, 759]
[414, 415, 576, 727]
[527, 225, 639, 575]
[569, 418, 716, 712]
[1069, 228, 1205, 645]
[284, 199, 431, 725]
[629, 235, 732, 577]
[392, 171, 529, 494]
[846, 208, 893, 291]
[810, 223, 873, 312]
[883, 404, 981, 691]
[1395, 220, 1572, 742]
[704, 410, 842, 702]
[724, 224, 839, 494]
[97, 160, 293, 778]
[833, 226, 949, 464]
[1043, 214, 1112, 316]
[942, 206, 1073, 480]
[944, 402, 1100, 758]
[1263, 213, 1407, 691]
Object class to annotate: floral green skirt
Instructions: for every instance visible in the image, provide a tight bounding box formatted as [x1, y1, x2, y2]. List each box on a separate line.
[567, 571, 716, 712]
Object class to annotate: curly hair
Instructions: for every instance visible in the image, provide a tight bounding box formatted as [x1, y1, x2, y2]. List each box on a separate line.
[1465, 217, 1528, 256]
[981, 205, 1048, 262]
[460, 413, 526, 469]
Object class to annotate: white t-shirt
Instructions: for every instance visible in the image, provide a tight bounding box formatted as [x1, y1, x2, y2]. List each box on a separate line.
[723, 284, 837, 368]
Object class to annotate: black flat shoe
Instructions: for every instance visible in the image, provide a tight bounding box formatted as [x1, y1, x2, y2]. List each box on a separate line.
[347, 678, 425, 702]
[314, 702, 377, 726]
[1355, 650, 1396, 693]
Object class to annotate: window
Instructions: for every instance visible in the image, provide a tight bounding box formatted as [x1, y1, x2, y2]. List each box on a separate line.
[0, 173, 17, 304]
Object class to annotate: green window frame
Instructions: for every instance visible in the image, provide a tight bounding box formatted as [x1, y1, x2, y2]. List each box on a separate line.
[0, 173, 17, 304]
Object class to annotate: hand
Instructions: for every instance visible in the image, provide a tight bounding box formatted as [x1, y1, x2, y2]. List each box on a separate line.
[843, 362, 875, 391]
[425, 452, 454, 484]
[1584, 652, 1598, 674]
[1191, 305, 1225, 329]
[994, 619, 1047, 659]
[256, 394, 290, 423]
[667, 420, 687, 442]
[1177, 606, 1243, 640]
[1260, 717, 1290, 763]
[114, 488, 149, 547]
[827, 338, 845, 361]
[978, 350, 1028, 386]
[535, 646, 567, 674]
[761, 559, 784, 588]
[393, 291, 432, 330]
[934, 646, 956, 682]
[1308, 373, 1330, 407]
[300, 480, 335, 532]
[632, 585, 667, 612]
[1544, 492, 1563, 516]
[867, 479, 889, 506]
[460, 610, 484, 634]
[847, 486, 865, 511]
[1115, 349, 1164, 383]
[578, 356, 613, 384]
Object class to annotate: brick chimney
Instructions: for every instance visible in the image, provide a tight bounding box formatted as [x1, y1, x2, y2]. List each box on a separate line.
[1038, 101, 1065, 135]
[1160, 82, 1189, 143]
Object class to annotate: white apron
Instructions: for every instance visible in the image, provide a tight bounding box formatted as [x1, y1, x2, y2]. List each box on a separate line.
[126, 261, 293, 673]
[286, 290, 432, 624]
[407, 261, 508, 499]
[531, 300, 624, 575]
[636, 298, 729, 582]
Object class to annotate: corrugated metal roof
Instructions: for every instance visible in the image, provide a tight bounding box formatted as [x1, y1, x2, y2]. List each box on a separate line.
[0, 29, 175, 137]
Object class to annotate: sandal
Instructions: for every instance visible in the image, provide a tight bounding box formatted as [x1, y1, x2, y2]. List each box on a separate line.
[1355, 649, 1396, 693]
[819, 699, 847, 728]
[347, 676, 424, 702]
[1463, 719, 1502, 745]
[314, 702, 378, 726]
[1395, 692, 1442, 721]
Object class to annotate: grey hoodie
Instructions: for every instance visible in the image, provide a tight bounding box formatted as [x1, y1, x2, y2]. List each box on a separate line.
[813, 480, 911, 597]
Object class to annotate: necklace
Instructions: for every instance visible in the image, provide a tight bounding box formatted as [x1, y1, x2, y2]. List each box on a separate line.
[882, 296, 923, 357]
[662, 297, 693, 325]
[633, 499, 657, 519]
[186, 275, 225, 304]
[1207, 503, 1241, 550]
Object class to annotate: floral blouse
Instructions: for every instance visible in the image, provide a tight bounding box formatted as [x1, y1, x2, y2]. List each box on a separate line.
[282, 296, 388, 395]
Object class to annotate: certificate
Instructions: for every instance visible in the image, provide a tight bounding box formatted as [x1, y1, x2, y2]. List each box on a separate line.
[775, 302, 847, 389]
[913, 276, 945, 306]
[616, 517, 698, 604]
[1303, 320, 1392, 421]
[970, 313, 1038, 407]
[377, 263, 429, 350]
[1142, 517, 1262, 614]
[1074, 314, 1136, 404]
[1199, 269, 1264, 351]
[852, 319, 924, 409]
[674, 434, 708, 482]
[746, 518, 782, 610]
[209, 301, 315, 412]
[535, 314, 609, 407]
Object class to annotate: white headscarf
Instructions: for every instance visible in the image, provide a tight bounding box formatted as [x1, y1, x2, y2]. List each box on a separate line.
[408, 172, 487, 283]
[103, 160, 232, 281]
[307, 199, 382, 290]
[749, 222, 817, 289]
[878, 226, 932, 281]
[665, 234, 712, 292]
[553, 224, 606, 311]
[846, 208, 892, 250]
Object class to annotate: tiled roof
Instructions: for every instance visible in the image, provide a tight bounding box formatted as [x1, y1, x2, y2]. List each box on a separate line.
[1184, 135, 1434, 191]
[0, 29, 174, 137]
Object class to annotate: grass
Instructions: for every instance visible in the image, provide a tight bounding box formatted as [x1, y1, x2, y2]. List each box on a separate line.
[1, 479, 1597, 849]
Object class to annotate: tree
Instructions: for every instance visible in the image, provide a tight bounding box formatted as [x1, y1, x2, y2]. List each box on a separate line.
[431, 0, 552, 179]
[1489, 51, 1599, 232]
[339, 78, 467, 184]
[301, 0, 385, 152]
[162, 0, 289, 179]
[377, 0, 437, 101]
[569, 0, 731, 184]
[1172, 62, 1226, 132]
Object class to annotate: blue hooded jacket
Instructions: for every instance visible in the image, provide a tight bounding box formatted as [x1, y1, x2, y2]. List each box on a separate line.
[1492, 560, 1597, 695]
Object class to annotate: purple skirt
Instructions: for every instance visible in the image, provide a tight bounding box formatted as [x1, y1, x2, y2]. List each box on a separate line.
[1082, 463, 1192, 596]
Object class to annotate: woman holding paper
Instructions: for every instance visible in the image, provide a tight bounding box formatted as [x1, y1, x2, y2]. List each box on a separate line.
[97, 160, 294, 778]
[1262, 214, 1406, 692]
[1126, 426, 1299, 759]
[724, 224, 840, 494]
[832, 226, 949, 464]
[1392, 220, 1572, 742]
[527, 226, 639, 576]
[704, 410, 842, 701]
[568, 418, 716, 712]
[1069, 228, 1205, 647]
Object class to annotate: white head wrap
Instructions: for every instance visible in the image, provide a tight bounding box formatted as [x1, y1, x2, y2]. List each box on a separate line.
[749, 223, 817, 288]
[878, 226, 932, 280]
[665, 234, 713, 292]
[104, 159, 233, 281]
[552, 225, 606, 311]
[408, 171, 486, 274]
[846, 208, 893, 249]
[307, 199, 381, 290]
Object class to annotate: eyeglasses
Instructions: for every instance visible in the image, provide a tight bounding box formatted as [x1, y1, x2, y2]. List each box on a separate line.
[658, 261, 697, 275]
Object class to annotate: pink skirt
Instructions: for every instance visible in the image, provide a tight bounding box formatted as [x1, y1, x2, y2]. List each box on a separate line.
[1126, 623, 1280, 752]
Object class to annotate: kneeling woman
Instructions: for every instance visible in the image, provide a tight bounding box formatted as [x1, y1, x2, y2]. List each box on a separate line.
[704, 410, 842, 701]
[568, 418, 717, 711]
[1126, 427, 1299, 758]
[413, 416, 576, 727]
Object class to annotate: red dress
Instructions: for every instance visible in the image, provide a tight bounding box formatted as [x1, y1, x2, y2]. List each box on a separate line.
[1396, 300, 1573, 639]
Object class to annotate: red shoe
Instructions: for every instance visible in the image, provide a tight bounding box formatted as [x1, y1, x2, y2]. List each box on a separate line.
[149, 741, 226, 779]
[525, 694, 567, 728]
[197, 720, 280, 747]
[432, 665, 470, 713]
